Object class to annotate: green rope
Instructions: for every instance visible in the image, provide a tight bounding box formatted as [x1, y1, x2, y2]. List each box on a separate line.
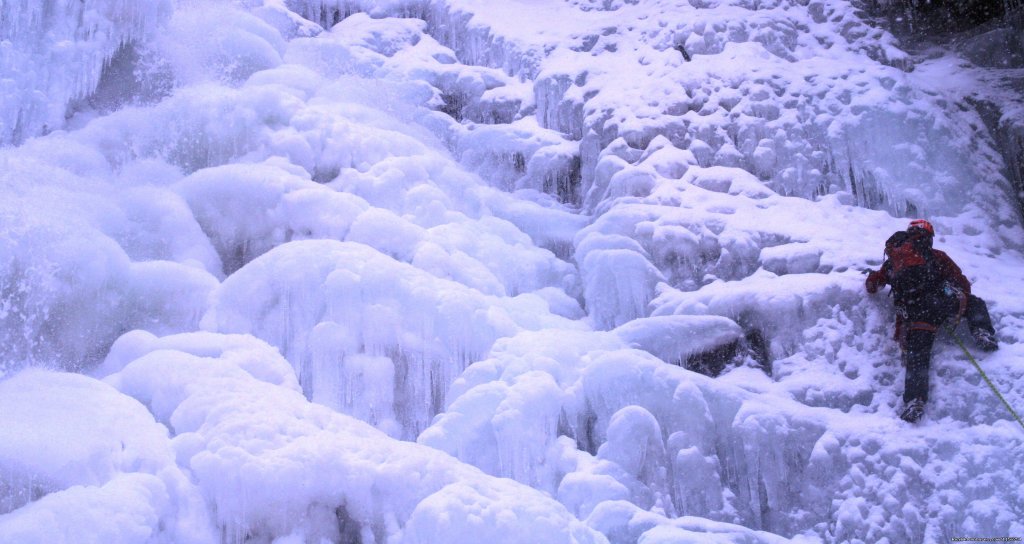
[945, 325, 1024, 433]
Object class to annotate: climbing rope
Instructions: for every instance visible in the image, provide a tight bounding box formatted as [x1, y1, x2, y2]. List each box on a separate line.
[945, 325, 1024, 433]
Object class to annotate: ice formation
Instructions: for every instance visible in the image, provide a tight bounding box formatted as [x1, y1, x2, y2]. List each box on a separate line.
[0, 0, 172, 144]
[1, 0, 1023, 542]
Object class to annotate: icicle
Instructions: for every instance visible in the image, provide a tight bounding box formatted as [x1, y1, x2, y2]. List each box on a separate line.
[0, 0, 171, 144]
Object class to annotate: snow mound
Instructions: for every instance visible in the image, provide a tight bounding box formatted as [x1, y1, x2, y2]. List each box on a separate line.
[97, 331, 606, 544]
[0, 369, 213, 543]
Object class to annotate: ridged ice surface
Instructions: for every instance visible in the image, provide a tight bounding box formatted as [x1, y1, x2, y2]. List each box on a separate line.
[1, 0, 1022, 543]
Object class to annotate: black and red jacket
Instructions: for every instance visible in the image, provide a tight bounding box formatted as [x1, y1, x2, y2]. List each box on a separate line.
[866, 248, 971, 299]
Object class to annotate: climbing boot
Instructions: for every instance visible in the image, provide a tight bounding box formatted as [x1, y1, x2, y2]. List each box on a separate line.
[972, 329, 998, 352]
[900, 399, 925, 423]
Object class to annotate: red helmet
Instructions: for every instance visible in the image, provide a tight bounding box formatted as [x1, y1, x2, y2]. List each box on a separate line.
[908, 219, 934, 236]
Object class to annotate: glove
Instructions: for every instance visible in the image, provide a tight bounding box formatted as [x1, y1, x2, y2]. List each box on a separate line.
[865, 270, 886, 294]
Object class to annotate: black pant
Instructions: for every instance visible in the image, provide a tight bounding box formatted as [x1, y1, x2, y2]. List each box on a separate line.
[900, 293, 995, 404]
[965, 294, 996, 339]
[899, 290, 958, 404]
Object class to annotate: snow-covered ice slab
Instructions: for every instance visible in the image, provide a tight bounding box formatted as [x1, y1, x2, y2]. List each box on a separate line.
[202, 239, 586, 438]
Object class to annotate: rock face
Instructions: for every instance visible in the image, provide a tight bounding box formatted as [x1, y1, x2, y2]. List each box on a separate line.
[1, 1, 1023, 543]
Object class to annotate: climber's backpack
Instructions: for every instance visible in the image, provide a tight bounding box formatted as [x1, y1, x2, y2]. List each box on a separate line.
[884, 230, 941, 301]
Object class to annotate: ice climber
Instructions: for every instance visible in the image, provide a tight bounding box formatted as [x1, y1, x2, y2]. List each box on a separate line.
[864, 219, 999, 423]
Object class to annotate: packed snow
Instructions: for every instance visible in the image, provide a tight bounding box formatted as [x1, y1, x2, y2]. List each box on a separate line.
[1, 0, 1023, 543]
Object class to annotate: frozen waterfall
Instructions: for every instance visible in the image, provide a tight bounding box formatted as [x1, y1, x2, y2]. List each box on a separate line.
[1, 0, 1023, 543]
